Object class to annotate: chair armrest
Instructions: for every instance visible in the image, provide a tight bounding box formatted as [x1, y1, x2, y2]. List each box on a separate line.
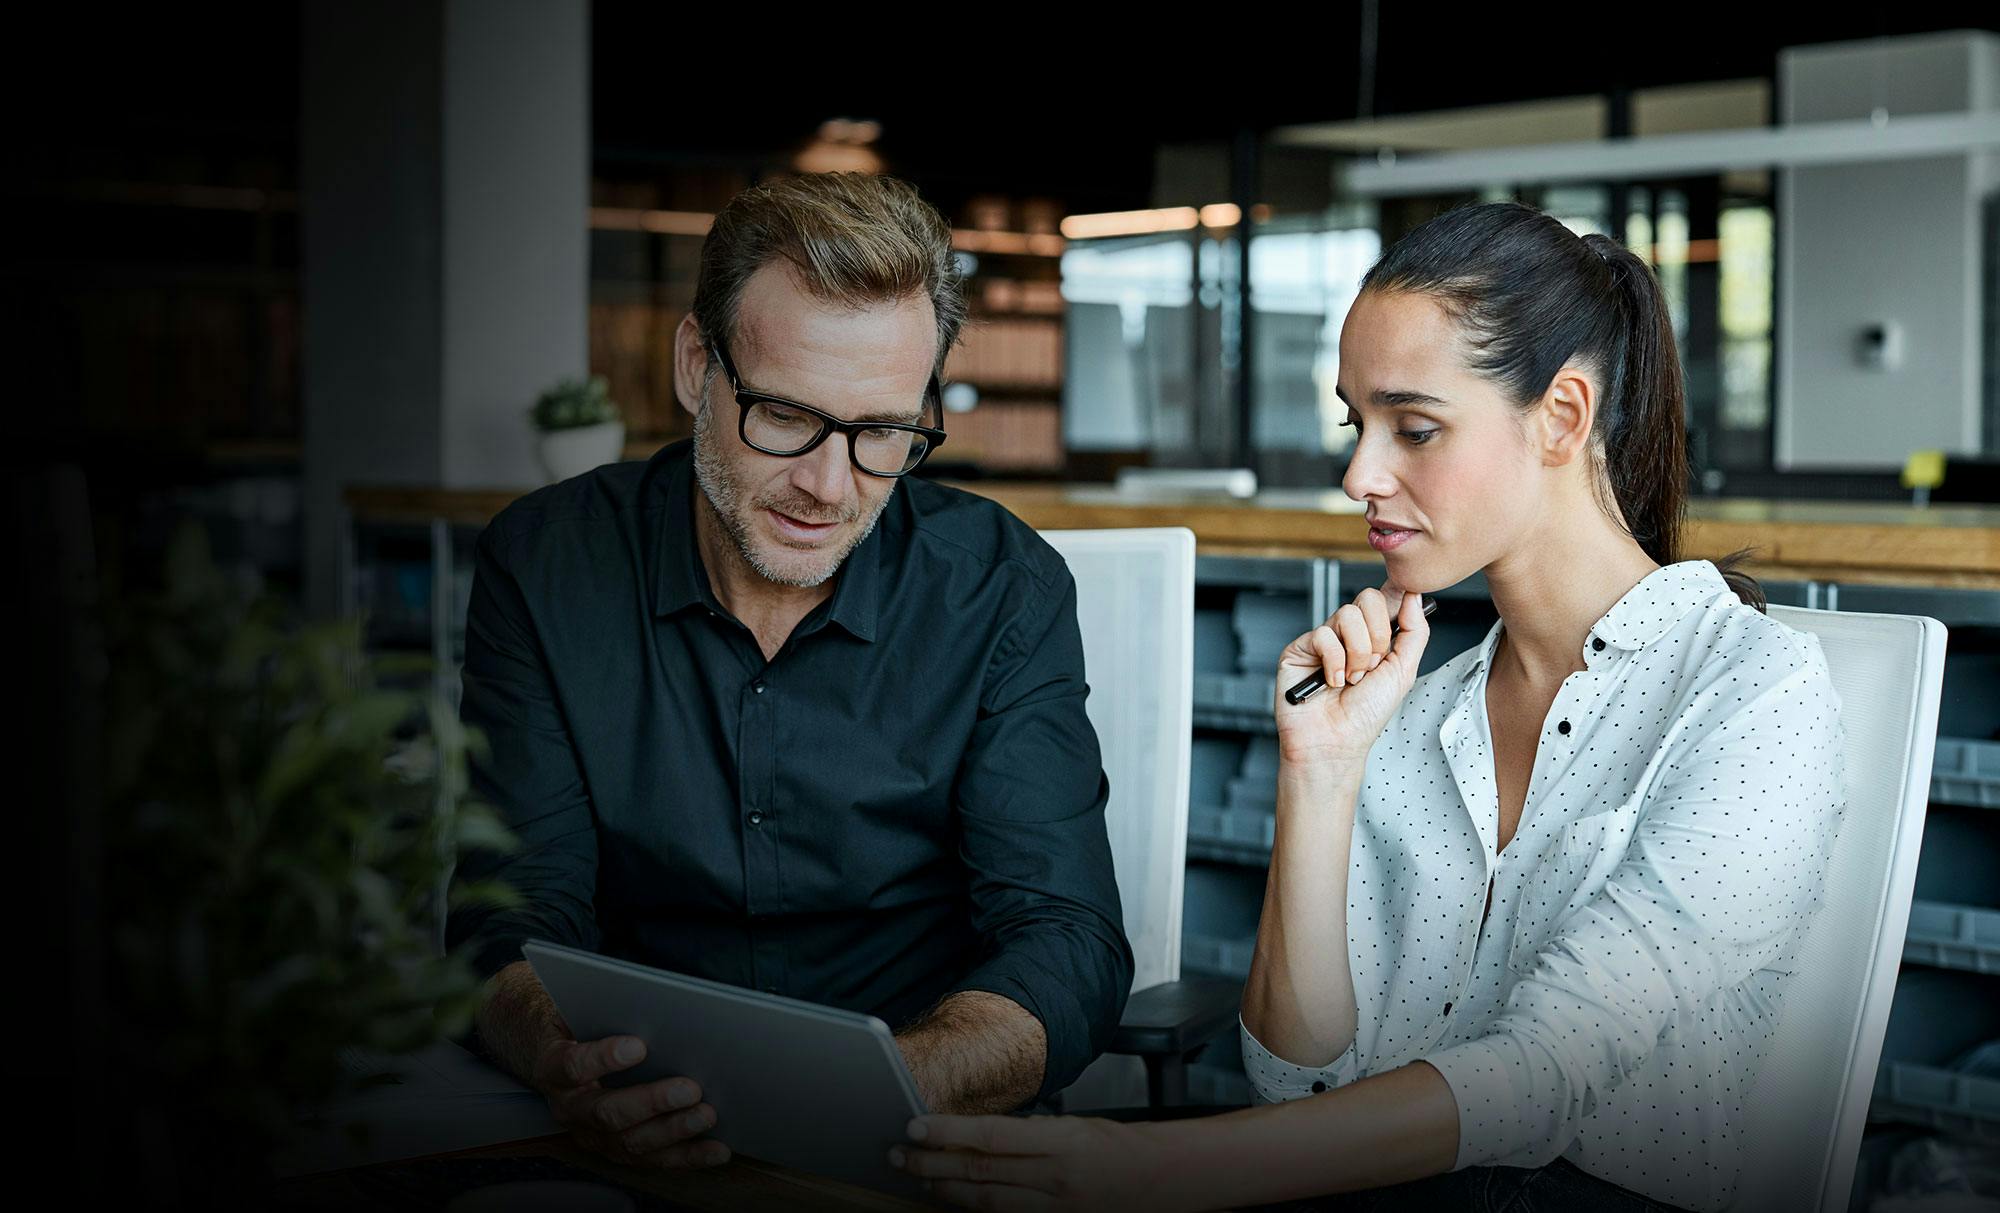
[1106, 977, 1243, 1057]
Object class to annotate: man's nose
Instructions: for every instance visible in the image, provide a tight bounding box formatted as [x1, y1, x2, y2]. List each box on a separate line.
[791, 433, 855, 508]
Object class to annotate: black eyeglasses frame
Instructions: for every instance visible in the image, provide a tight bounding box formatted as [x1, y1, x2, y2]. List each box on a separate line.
[706, 339, 948, 478]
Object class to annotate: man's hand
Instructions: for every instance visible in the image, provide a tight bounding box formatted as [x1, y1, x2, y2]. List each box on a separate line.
[532, 1035, 729, 1170]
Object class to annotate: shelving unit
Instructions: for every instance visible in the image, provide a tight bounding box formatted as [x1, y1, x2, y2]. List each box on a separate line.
[1903, 902, 2000, 975]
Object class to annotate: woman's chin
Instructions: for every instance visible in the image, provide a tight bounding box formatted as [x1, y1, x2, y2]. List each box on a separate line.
[1384, 551, 1477, 597]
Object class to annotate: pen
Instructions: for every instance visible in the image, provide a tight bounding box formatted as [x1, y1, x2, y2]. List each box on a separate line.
[1283, 596, 1437, 705]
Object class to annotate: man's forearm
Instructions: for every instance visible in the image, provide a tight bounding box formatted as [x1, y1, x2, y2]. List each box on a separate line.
[475, 959, 573, 1085]
[896, 990, 1046, 1114]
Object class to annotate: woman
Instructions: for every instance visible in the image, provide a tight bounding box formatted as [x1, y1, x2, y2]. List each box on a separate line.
[892, 202, 1844, 1212]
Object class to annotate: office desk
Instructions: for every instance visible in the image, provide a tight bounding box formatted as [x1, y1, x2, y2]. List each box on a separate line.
[274, 1133, 936, 1212]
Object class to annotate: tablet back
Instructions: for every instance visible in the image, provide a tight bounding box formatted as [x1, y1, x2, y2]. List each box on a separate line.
[523, 940, 927, 1198]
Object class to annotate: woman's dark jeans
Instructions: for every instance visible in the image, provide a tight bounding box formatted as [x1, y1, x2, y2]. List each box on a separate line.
[1259, 1157, 1688, 1212]
[1092, 1104, 1687, 1212]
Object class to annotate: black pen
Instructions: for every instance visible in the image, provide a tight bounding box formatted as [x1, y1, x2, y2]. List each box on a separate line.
[1283, 596, 1437, 705]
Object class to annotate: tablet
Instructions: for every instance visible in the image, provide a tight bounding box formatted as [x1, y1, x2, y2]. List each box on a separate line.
[521, 940, 927, 1198]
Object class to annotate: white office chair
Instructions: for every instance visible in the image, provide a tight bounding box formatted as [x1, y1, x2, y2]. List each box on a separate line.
[1734, 606, 1948, 1213]
[1037, 528, 1237, 1109]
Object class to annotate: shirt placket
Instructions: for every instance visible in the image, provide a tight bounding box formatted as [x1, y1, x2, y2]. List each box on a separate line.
[739, 670, 786, 996]
[1438, 679, 1497, 1028]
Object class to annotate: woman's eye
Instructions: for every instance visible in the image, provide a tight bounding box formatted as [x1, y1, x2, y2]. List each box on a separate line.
[1400, 428, 1439, 445]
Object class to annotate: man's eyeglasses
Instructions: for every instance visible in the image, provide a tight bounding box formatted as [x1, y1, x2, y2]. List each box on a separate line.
[707, 340, 947, 478]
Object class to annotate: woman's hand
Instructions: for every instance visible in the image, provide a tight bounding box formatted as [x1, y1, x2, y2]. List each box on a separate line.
[1273, 586, 1431, 767]
[892, 1113, 1189, 1212]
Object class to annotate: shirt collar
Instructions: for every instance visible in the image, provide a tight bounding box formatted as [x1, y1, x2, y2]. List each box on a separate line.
[647, 439, 883, 643]
[1588, 560, 1731, 653]
[1456, 559, 1730, 684]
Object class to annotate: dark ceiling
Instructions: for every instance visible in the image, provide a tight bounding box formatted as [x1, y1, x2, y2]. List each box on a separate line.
[592, 3, 2000, 214]
[22, 2, 2000, 217]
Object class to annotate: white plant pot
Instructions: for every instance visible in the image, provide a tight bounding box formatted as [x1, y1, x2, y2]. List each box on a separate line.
[536, 421, 626, 483]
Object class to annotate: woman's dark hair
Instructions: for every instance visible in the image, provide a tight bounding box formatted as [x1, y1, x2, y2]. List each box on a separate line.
[1360, 201, 1763, 610]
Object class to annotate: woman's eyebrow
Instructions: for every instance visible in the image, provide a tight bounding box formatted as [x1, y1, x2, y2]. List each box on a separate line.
[1374, 388, 1450, 407]
[1333, 385, 1451, 408]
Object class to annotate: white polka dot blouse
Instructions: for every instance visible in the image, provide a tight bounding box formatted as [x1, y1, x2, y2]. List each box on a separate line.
[1240, 560, 1846, 1213]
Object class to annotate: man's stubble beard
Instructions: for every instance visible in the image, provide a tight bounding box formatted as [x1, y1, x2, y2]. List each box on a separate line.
[691, 401, 892, 590]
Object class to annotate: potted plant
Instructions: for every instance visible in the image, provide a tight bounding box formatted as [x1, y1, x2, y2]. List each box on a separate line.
[530, 374, 625, 482]
[101, 522, 518, 1203]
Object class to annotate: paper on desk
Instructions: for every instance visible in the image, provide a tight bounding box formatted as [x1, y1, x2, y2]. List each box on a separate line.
[271, 1040, 559, 1176]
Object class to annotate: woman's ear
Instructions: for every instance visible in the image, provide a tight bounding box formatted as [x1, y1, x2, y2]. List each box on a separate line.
[1537, 367, 1597, 467]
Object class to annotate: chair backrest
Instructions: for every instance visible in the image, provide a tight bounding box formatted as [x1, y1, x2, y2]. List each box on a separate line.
[1735, 606, 1947, 1213]
[1038, 528, 1196, 994]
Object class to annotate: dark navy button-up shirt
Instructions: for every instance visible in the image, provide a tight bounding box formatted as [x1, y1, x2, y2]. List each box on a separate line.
[446, 439, 1132, 1100]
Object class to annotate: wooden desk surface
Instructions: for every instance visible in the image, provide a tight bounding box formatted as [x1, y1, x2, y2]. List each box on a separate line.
[274, 1133, 937, 1212]
[344, 480, 2000, 590]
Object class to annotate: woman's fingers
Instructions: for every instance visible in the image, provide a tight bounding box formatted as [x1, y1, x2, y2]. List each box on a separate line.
[1332, 604, 1374, 683]
[1389, 588, 1432, 670]
[1355, 588, 1393, 658]
[1279, 624, 1348, 685]
[1311, 624, 1349, 688]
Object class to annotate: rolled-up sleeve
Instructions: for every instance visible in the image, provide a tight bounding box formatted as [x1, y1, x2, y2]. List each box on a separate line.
[947, 565, 1135, 1102]
[1241, 1015, 1359, 1103]
[445, 524, 603, 982]
[1422, 644, 1844, 1169]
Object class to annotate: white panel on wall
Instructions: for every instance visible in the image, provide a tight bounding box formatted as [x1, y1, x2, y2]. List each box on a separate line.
[1776, 32, 1999, 470]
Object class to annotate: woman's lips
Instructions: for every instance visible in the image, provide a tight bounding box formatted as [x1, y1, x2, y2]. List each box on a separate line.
[767, 508, 841, 543]
[1367, 524, 1417, 552]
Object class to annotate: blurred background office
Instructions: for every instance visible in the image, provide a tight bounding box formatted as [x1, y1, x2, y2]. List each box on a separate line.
[11, 2, 2000, 1207]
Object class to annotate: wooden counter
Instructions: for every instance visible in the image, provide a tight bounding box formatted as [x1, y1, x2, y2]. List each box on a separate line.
[345, 482, 2000, 591]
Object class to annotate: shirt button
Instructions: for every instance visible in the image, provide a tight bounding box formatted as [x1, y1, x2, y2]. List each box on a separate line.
[1557, 719, 1572, 735]
[753, 681, 766, 694]
[748, 811, 765, 826]
[1310, 1081, 1327, 1094]
[1592, 638, 1606, 652]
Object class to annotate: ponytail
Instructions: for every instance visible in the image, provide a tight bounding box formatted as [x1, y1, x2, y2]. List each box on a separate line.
[1362, 205, 1765, 610]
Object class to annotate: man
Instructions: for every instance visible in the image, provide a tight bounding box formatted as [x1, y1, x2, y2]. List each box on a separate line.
[446, 172, 1132, 1171]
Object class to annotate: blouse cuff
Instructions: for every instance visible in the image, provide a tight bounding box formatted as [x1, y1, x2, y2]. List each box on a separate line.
[1239, 1014, 1359, 1103]
[1419, 1038, 1521, 1171]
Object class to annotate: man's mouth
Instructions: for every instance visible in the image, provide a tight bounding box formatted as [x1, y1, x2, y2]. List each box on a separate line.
[766, 507, 843, 542]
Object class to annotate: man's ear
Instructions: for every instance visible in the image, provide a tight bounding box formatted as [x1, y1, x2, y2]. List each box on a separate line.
[672, 314, 710, 419]
[1537, 367, 1597, 468]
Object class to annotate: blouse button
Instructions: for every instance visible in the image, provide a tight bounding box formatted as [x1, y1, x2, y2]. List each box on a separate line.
[1592, 638, 1606, 652]
[1557, 720, 1572, 735]
[1443, 1001, 1453, 1015]
[1311, 1081, 1328, 1094]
